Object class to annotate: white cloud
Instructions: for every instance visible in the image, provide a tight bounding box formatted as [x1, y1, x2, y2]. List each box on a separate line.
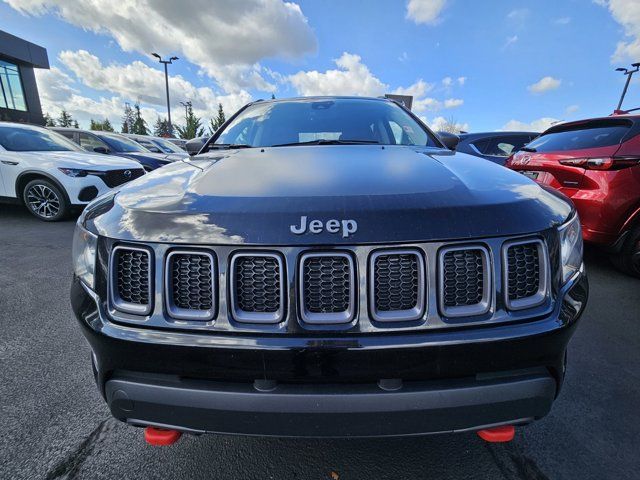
[528, 76, 561, 94]
[457, 76, 467, 86]
[553, 17, 571, 25]
[502, 117, 560, 132]
[507, 8, 529, 23]
[4, 0, 317, 92]
[596, 0, 640, 62]
[565, 104, 580, 114]
[444, 98, 463, 108]
[406, 0, 447, 25]
[398, 52, 409, 62]
[393, 79, 433, 98]
[286, 53, 462, 114]
[288, 52, 388, 96]
[503, 35, 519, 49]
[424, 116, 469, 133]
[442, 76, 453, 87]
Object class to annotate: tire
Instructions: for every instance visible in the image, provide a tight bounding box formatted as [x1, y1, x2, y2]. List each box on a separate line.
[609, 224, 640, 278]
[22, 178, 69, 222]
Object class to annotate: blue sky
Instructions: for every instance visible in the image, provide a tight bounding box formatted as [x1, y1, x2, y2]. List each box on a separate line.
[1, 0, 638, 132]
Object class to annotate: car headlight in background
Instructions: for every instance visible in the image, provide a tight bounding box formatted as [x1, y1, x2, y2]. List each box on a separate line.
[72, 223, 98, 289]
[59, 167, 88, 177]
[559, 213, 583, 284]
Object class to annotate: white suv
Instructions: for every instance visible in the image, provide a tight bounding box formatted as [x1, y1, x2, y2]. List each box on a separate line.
[0, 122, 145, 221]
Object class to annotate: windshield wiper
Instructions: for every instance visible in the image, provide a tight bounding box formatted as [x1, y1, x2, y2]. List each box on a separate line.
[208, 143, 253, 150]
[520, 146, 537, 152]
[271, 139, 379, 147]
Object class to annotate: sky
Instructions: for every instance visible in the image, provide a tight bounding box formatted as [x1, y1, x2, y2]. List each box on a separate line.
[1, 0, 639, 133]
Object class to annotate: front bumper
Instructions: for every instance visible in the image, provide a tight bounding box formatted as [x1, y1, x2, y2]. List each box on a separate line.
[72, 271, 588, 437]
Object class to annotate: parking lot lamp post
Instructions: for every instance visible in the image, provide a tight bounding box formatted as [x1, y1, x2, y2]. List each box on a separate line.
[152, 53, 179, 135]
[615, 63, 640, 113]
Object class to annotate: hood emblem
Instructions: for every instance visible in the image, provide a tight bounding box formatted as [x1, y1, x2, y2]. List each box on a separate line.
[291, 216, 358, 238]
[123, 170, 132, 178]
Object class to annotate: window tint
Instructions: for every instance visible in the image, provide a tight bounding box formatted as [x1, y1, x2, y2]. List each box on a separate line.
[152, 138, 184, 153]
[0, 60, 27, 111]
[78, 133, 108, 151]
[135, 138, 162, 153]
[526, 121, 631, 152]
[97, 133, 149, 152]
[214, 98, 440, 148]
[0, 125, 80, 152]
[484, 135, 533, 156]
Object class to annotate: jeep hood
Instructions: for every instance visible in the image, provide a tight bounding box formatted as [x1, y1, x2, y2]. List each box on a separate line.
[86, 145, 572, 245]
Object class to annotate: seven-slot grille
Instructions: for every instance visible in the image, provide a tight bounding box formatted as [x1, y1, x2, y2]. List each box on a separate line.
[109, 245, 152, 315]
[108, 240, 549, 324]
[370, 250, 425, 321]
[230, 253, 284, 323]
[300, 252, 355, 324]
[165, 251, 215, 320]
[439, 246, 491, 317]
[503, 239, 548, 310]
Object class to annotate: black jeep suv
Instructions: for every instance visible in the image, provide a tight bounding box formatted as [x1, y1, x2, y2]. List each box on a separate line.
[71, 97, 588, 439]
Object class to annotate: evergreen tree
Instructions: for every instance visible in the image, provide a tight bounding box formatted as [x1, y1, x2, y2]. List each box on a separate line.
[271, 93, 276, 99]
[43, 112, 56, 127]
[90, 119, 100, 130]
[208, 103, 226, 135]
[57, 110, 74, 127]
[131, 103, 149, 135]
[73, 120, 80, 129]
[153, 117, 172, 137]
[176, 102, 205, 140]
[102, 118, 114, 132]
[121, 103, 135, 134]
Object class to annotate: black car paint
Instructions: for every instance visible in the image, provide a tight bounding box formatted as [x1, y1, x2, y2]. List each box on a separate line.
[71, 97, 585, 437]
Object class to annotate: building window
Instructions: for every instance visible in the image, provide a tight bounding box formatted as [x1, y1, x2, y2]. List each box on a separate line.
[0, 60, 27, 112]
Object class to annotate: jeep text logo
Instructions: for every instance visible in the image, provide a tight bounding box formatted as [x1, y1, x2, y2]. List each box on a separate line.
[290, 216, 358, 238]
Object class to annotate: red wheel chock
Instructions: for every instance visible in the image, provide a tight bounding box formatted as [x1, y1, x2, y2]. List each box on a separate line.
[477, 425, 515, 443]
[144, 427, 182, 446]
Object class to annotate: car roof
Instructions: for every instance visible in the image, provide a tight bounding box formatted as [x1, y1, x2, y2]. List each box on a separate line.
[542, 114, 640, 134]
[458, 131, 539, 140]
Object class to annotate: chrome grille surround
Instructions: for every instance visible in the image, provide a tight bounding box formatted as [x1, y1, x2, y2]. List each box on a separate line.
[108, 245, 153, 316]
[438, 245, 492, 318]
[229, 252, 285, 324]
[369, 249, 425, 322]
[502, 238, 549, 311]
[299, 252, 356, 324]
[165, 250, 216, 321]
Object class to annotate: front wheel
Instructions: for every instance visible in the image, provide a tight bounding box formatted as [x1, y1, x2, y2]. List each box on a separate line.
[609, 225, 640, 278]
[22, 178, 69, 221]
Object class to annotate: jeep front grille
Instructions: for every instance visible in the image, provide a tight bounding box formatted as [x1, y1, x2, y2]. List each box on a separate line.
[439, 246, 491, 317]
[503, 239, 548, 310]
[370, 250, 425, 322]
[109, 245, 152, 315]
[300, 252, 355, 324]
[230, 253, 285, 323]
[165, 251, 216, 321]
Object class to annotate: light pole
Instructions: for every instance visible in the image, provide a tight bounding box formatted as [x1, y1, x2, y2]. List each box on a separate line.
[152, 53, 179, 135]
[180, 100, 192, 122]
[615, 62, 640, 113]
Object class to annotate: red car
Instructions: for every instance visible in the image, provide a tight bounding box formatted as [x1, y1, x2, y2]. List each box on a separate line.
[506, 115, 640, 277]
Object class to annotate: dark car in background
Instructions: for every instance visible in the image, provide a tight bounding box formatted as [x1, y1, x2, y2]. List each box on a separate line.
[123, 133, 188, 157]
[506, 115, 640, 277]
[52, 128, 182, 171]
[455, 131, 539, 164]
[71, 97, 587, 443]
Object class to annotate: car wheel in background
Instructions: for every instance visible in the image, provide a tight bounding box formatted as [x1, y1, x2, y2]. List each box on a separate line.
[22, 178, 69, 222]
[610, 225, 640, 278]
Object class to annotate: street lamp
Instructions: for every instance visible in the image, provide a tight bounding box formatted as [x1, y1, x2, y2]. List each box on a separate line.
[615, 62, 640, 113]
[152, 53, 179, 135]
[180, 100, 192, 121]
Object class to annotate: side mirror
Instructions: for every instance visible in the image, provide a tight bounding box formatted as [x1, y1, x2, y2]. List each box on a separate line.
[437, 131, 459, 150]
[93, 146, 109, 154]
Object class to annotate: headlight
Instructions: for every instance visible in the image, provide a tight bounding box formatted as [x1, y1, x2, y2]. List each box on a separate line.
[59, 167, 88, 177]
[72, 223, 98, 289]
[558, 213, 583, 284]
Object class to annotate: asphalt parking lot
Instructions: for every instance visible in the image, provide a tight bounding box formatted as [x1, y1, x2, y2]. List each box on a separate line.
[1, 203, 639, 480]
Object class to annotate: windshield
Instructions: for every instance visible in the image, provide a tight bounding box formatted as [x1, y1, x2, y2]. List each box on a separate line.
[0, 125, 81, 152]
[152, 138, 185, 153]
[211, 98, 440, 148]
[526, 120, 632, 152]
[98, 133, 151, 153]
